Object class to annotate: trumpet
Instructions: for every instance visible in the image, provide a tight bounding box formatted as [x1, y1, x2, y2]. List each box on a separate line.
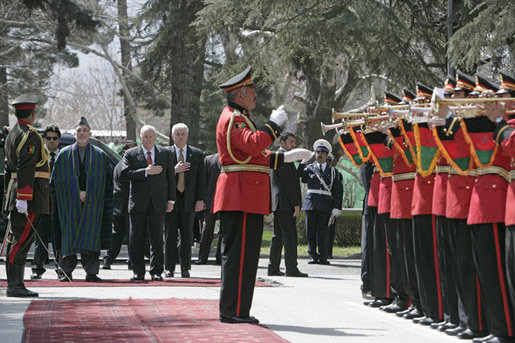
[434, 97, 515, 117]
[321, 122, 344, 135]
[331, 108, 376, 122]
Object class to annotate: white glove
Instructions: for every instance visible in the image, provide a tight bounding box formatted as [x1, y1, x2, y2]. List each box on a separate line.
[331, 208, 341, 218]
[301, 151, 315, 164]
[16, 199, 28, 214]
[284, 148, 312, 163]
[270, 105, 288, 127]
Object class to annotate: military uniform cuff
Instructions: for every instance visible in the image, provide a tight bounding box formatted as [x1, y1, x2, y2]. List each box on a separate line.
[260, 121, 282, 141]
[17, 185, 33, 201]
[269, 151, 284, 170]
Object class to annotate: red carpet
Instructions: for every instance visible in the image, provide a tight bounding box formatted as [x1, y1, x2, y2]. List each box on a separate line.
[23, 298, 290, 343]
[0, 277, 272, 287]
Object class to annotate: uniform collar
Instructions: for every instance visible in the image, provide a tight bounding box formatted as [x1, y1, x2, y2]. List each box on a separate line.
[228, 101, 249, 116]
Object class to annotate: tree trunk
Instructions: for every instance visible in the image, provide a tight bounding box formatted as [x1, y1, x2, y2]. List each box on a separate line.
[169, 0, 206, 147]
[117, 0, 136, 141]
[0, 66, 8, 128]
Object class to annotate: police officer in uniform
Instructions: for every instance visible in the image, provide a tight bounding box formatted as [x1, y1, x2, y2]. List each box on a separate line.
[3, 93, 50, 297]
[298, 139, 343, 265]
[213, 66, 311, 324]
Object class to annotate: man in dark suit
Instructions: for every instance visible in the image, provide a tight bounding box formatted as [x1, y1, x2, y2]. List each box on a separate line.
[196, 153, 222, 265]
[165, 123, 205, 278]
[102, 140, 137, 270]
[298, 139, 343, 265]
[120, 125, 175, 281]
[268, 132, 308, 277]
[31, 125, 61, 280]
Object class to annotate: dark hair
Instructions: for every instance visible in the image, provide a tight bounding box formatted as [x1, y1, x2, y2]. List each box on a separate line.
[280, 132, 295, 143]
[15, 109, 34, 120]
[43, 125, 61, 138]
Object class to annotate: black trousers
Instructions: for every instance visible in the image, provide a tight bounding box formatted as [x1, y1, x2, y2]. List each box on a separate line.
[32, 213, 55, 275]
[388, 218, 409, 305]
[371, 212, 391, 299]
[219, 211, 263, 318]
[412, 214, 443, 320]
[104, 215, 130, 265]
[471, 223, 514, 338]
[448, 218, 485, 331]
[5, 212, 41, 265]
[360, 209, 372, 292]
[327, 221, 336, 258]
[268, 210, 299, 273]
[129, 207, 165, 277]
[165, 192, 193, 272]
[197, 210, 221, 263]
[402, 217, 421, 309]
[507, 225, 515, 313]
[60, 251, 99, 275]
[305, 210, 330, 262]
[435, 215, 459, 325]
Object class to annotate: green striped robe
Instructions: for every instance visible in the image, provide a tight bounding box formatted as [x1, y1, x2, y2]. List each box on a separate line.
[51, 143, 113, 257]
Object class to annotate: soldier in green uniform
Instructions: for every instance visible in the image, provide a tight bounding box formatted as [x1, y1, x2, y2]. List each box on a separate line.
[3, 93, 50, 297]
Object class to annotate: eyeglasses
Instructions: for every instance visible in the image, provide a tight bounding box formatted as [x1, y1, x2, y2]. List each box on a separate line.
[45, 136, 59, 141]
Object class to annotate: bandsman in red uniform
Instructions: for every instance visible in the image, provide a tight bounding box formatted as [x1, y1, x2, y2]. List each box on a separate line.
[214, 66, 310, 324]
[2, 94, 50, 297]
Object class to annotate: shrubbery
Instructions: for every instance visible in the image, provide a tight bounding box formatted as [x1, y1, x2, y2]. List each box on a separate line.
[295, 210, 362, 247]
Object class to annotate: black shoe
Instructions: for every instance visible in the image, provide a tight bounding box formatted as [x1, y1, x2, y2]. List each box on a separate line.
[307, 259, 318, 264]
[59, 273, 73, 282]
[165, 270, 174, 277]
[220, 314, 259, 324]
[430, 320, 447, 330]
[457, 329, 489, 340]
[380, 303, 407, 313]
[319, 260, 330, 265]
[285, 270, 308, 277]
[181, 269, 190, 278]
[7, 287, 39, 297]
[30, 272, 42, 280]
[102, 262, 111, 270]
[446, 326, 466, 336]
[473, 335, 495, 343]
[130, 274, 144, 281]
[478, 336, 515, 343]
[369, 298, 392, 308]
[417, 316, 437, 326]
[85, 274, 102, 282]
[396, 305, 414, 317]
[267, 270, 285, 276]
[195, 260, 207, 265]
[437, 322, 457, 332]
[403, 308, 424, 319]
[151, 274, 163, 281]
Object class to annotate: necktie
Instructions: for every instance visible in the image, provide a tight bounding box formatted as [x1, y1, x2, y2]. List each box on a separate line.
[319, 164, 323, 172]
[146, 151, 152, 165]
[177, 148, 185, 192]
[50, 152, 55, 171]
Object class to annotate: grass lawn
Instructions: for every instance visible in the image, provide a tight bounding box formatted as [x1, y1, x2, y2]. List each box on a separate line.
[260, 229, 361, 258]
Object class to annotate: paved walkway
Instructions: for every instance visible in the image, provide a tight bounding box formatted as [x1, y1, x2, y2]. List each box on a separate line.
[0, 249, 459, 343]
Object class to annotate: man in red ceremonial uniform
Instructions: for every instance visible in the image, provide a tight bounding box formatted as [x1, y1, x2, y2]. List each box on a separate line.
[3, 94, 50, 297]
[214, 66, 311, 324]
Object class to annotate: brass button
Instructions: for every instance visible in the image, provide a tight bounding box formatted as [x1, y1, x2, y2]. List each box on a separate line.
[475, 179, 478, 182]
[492, 184, 496, 188]
[255, 181, 259, 184]
[448, 175, 451, 178]
[466, 186, 470, 190]
[405, 187, 409, 190]
[427, 181, 431, 184]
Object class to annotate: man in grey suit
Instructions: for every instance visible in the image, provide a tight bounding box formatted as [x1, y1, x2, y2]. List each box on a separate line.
[165, 123, 206, 278]
[268, 132, 308, 277]
[120, 125, 176, 281]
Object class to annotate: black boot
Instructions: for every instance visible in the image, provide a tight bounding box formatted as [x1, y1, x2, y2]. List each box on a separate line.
[6, 263, 38, 297]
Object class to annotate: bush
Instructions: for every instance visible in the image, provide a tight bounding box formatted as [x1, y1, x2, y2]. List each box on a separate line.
[296, 210, 362, 247]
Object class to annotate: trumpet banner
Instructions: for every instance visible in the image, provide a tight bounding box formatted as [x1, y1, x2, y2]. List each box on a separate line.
[414, 123, 439, 177]
[360, 131, 393, 177]
[338, 132, 365, 167]
[349, 126, 370, 162]
[433, 125, 474, 175]
[388, 127, 415, 167]
[459, 117, 498, 168]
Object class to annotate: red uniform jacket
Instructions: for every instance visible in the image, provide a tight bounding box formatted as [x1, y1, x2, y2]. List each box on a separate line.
[411, 174, 435, 216]
[213, 105, 282, 215]
[500, 127, 515, 225]
[432, 160, 449, 217]
[389, 134, 415, 219]
[367, 171, 380, 208]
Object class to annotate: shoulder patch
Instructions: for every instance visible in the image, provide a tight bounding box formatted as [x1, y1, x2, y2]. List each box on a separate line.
[234, 122, 247, 130]
[26, 145, 35, 154]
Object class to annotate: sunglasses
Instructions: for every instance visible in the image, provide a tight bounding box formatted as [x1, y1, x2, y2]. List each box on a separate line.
[45, 136, 59, 141]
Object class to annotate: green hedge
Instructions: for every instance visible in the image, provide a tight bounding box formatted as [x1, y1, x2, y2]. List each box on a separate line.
[295, 211, 362, 247]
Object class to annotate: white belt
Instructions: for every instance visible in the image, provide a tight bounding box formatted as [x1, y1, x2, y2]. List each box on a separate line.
[307, 189, 332, 196]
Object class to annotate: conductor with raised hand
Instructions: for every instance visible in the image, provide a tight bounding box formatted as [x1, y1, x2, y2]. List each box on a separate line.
[214, 66, 311, 324]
